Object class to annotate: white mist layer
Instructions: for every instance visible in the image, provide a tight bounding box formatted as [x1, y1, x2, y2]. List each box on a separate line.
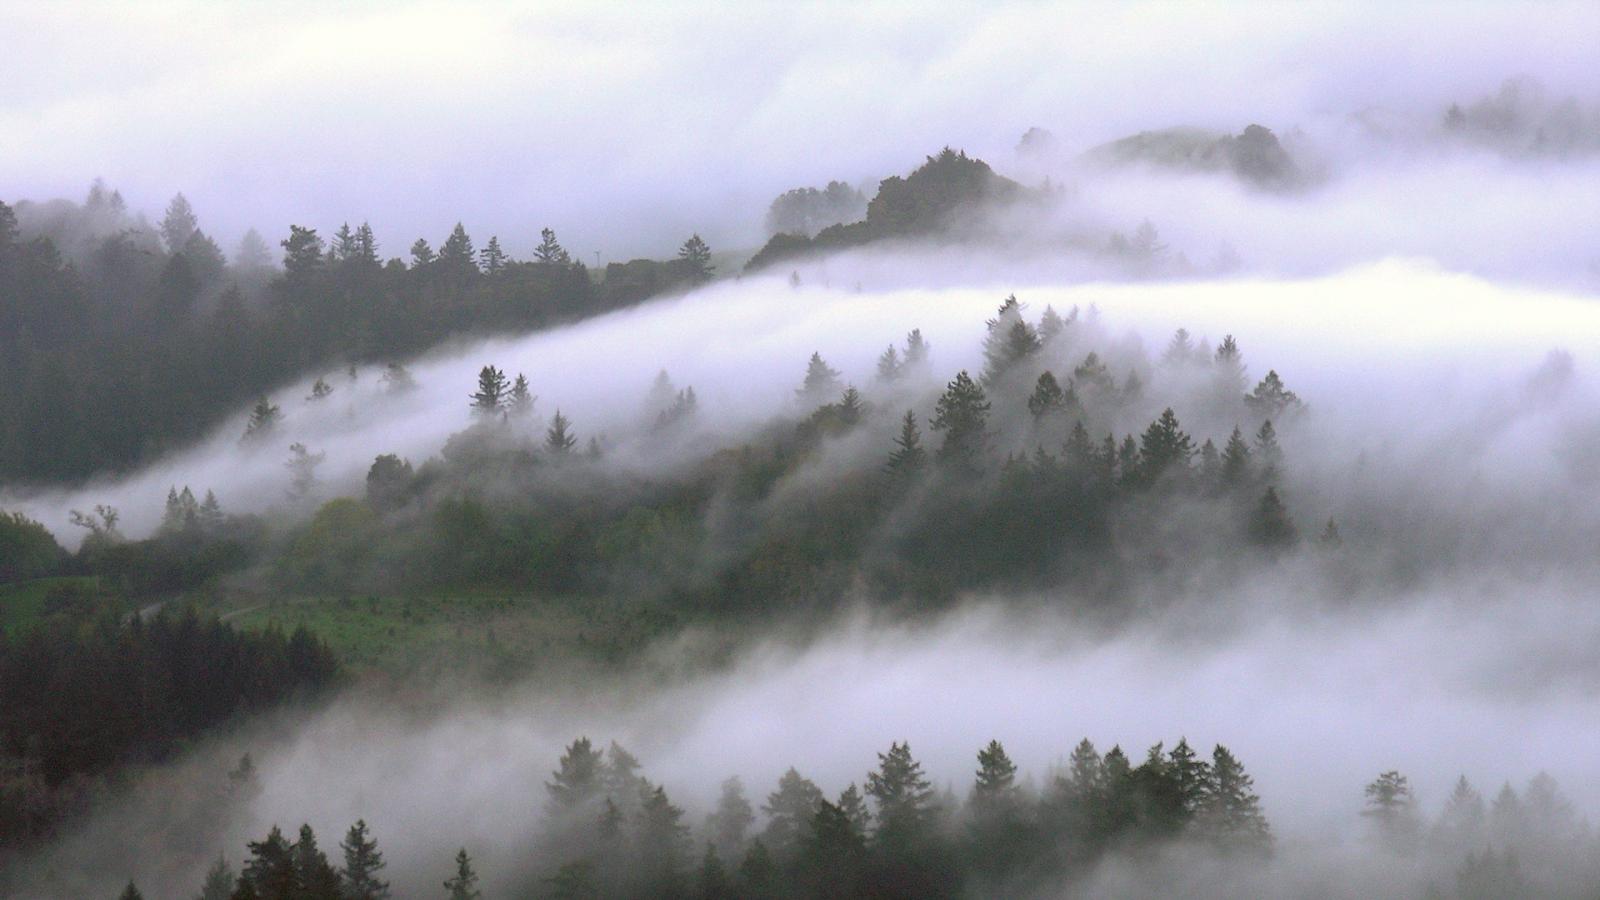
[9, 257, 1600, 548]
[21, 583, 1600, 898]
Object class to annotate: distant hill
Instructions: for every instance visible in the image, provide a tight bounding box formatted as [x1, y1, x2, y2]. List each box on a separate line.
[1085, 124, 1301, 190]
[746, 147, 1028, 272]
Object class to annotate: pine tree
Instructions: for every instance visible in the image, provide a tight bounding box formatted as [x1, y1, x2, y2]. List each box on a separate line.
[931, 371, 991, 473]
[548, 737, 605, 813]
[244, 396, 283, 441]
[885, 410, 928, 478]
[507, 374, 535, 418]
[1137, 408, 1196, 485]
[865, 741, 935, 850]
[796, 352, 842, 404]
[442, 848, 480, 900]
[1162, 328, 1195, 366]
[1038, 304, 1066, 342]
[1199, 745, 1271, 853]
[1433, 776, 1486, 852]
[196, 855, 235, 900]
[307, 378, 333, 401]
[1249, 486, 1297, 548]
[696, 844, 734, 900]
[281, 226, 325, 280]
[707, 776, 755, 857]
[1167, 738, 1211, 817]
[1221, 426, 1252, 486]
[876, 345, 902, 382]
[636, 784, 691, 891]
[161, 193, 199, 252]
[292, 824, 343, 900]
[410, 238, 436, 268]
[1213, 335, 1248, 395]
[478, 236, 507, 274]
[1199, 438, 1221, 484]
[835, 783, 871, 838]
[972, 740, 1020, 812]
[546, 410, 577, 454]
[677, 234, 714, 282]
[1245, 370, 1301, 419]
[980, 296, 1040, 385]
[242, 826, 296, 898]
[737, 840, 778, 896]
[1363, 771, 1420, 850]
[470, 365, 508, 416]
[1027, 371, 1067, 419]
[1254, 420, 1282, 481]
[285, 443, 326, 502]
[439, 223, 477, 275]
[534, 227, 570, 265]
[382, 363, 417, 394]
[762, 768, 825, 857]
[118, 882, 144, 900]
[340, 819, 390, 900]
[902, 329, 930, 369]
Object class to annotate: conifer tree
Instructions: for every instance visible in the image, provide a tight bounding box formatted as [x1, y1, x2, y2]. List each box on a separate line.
[636, 784, 692, 891]
[737, 840, 778, 896]
[196, 855, 235, 900]
[1027, 371, 1067, 419]
[534, 227, 570, 265]
[1254, 420, 1282, 481]
[244, 396, 283, 441]
[442, 848, 480, 900]
[1318, 518, 1343, 549]
[1213, 335, 1248, 395]
[1245, 370, 1301, 418]
[505, 374, 534, 419]
[931, 371, 991, 473]
[548, 737, 605, 813]
[340, 819, 390, 900]
[835, 783, 871, 838]
[1221, 426, 1252, 486]
[696, 844, 734, 900]
[707, 776, 755, 857]
[1199, 438, 1221, 483]
[902, 329, 930, 369]
[1039, 304, 1066, 343]
[866, 741, 935, 849]
[886, 410, 927, 478]
[243, 826, 296, 898]
[410, 238, 436, 268]
[285, 443, 326, 502]
[307, 377, 333, 401]
[1167, 738, 1211, 817]
[1137, 408, 1195, 484]
[470, 365, 508, 416]
[972, 740, 1020, 812]
[118, 882, 144, 900]
[439, 223, 477, 275]
[546, 410, 577, 454]
[678, 234, 714, 282]
[1162, 328, 1195, 366]
[292, 824, 342, 899]
[478, 236, 507, 274]
[161, 192, 199, 252]
[796, 352, 842, 404]
[1249, 486, 1297, 548]
[1199, 745, 1271, 853]
[876, 345, 901, 382]
[762, 768, 825, 857]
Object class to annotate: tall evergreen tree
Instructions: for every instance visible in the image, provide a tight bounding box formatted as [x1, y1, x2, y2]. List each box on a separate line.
[244, 397, 283, 442]
[902, 329, 930, 369]
[161, 192, 199, 252]
[1137, 408, 1195, 485]
[797, 352, 842, 404]
[930, 371, 990, 473]
[292, 824, 342, 900]
[885, 409, 927, 477]
[507, 374, 535, 418]
[196, 855, 235, 900]
[1245, 370, 1301, 418]
[546, 410, 577, 454]
[707, 776, 755, 857]
[677, 234, 714, 282]
[470, 365, 508, 416]
[865, 741, 936, 850]
[1199, 745, 1272, 853]
[478, 236, 507, 274]
[442, 848, 480, 900]
[439, 223, 477, 275]
[340, 819, 390, 900]
[1248, 486, 1297, 548]
[548, 737, 605, 813]
[875, 345, 902, 382]
[534, 227, 570, 265]
[762, 768, 825, 858]
[1220, 426, 1252, 486]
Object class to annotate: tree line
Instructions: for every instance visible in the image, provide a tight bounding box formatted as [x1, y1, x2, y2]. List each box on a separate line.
[0, 189, 714, 484]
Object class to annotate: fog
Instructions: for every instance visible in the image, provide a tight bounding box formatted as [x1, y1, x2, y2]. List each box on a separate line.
[5, 2, 1599, 259]
[9, 256, 1600, 557]
[15, 576, 1600, 897]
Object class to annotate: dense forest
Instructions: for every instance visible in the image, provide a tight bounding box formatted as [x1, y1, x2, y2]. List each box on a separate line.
[0, 190, 714, 484]
[111, 736, 1598, 899]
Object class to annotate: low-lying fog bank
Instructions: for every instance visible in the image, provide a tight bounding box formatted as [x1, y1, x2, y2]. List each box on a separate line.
[16, 574, 1600, 897]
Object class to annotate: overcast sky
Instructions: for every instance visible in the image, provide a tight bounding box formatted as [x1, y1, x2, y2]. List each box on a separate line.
[3, 1, 1598, 259]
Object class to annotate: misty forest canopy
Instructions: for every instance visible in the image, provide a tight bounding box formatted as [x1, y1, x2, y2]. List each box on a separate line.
[0, 190, 716, 484]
